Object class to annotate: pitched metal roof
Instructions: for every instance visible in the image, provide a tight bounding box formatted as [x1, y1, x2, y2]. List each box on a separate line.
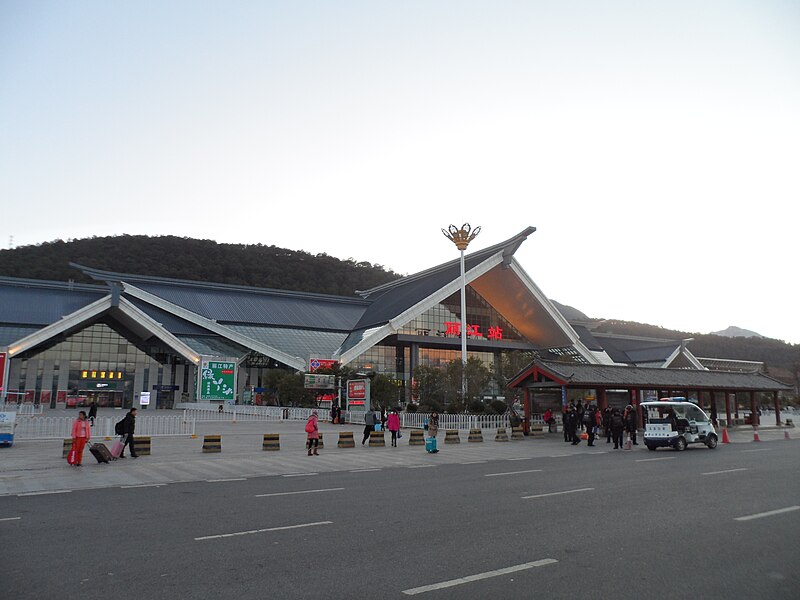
[512, 360, 792, 391]
[72, 264, 370, 331]
[0, 276, 107, 326]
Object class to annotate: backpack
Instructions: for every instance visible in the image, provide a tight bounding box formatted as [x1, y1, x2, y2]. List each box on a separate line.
[611, 414, 624, 429]
[115, 418, 125, 435]
[583, 410, 593, 425]
[305, 419, 315, 433]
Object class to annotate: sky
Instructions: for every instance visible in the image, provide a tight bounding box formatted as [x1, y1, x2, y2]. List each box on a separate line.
[1, 1, 799, 344]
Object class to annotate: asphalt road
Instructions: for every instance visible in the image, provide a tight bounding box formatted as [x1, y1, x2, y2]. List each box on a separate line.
[2, 441, 798, 599]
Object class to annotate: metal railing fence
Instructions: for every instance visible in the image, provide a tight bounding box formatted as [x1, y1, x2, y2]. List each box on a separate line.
[13, 416, 195, 440]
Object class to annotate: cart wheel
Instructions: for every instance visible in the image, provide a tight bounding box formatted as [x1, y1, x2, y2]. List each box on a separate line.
[706, 434, 718, 449]
[674, 436, 687, 451]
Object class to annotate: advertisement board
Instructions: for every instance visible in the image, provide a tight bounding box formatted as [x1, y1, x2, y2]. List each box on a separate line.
[140, 391, 151, 406]
[304, 374, 336, 389]
[347, 379, 370, 410]
[200, 359, 237, 401]
[309, 358, 338, 372]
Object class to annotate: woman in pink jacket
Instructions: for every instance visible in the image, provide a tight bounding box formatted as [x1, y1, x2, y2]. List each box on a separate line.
[387, 410, 401, 447]
[70, 410, 91, 467]
[305, 410, 320, 456]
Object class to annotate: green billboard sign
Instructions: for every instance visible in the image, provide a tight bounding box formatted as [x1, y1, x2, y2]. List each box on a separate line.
[200, 360, 236, 401]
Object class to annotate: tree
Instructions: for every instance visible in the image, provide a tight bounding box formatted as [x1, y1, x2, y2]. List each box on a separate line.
[495, 351, 536, 408]
[276, 373, 315, 406]
[370, 374, 399, 410]
[412, 365, 445, 407]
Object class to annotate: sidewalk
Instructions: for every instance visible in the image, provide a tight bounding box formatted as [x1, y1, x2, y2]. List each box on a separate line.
[0, 420, 794, 497]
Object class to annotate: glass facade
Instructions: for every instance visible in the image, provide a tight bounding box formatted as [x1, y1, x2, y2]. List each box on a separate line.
[10, 321, 192, 408]
[398, 286, 525, 342]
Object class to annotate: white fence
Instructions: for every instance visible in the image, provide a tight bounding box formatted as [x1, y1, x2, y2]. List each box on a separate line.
[174, 403, 545, 430]
[1, 403, 44, 415]
[13, 416, 195, 440]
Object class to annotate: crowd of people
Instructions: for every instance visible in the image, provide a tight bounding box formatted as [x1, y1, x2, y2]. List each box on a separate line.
[557, 400, 640, 449]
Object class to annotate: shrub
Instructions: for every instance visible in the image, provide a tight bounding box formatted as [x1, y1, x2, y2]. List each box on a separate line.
[404, 403, 418, 413]
[489, 400, 509, 414]
[469, 400, 486, 413]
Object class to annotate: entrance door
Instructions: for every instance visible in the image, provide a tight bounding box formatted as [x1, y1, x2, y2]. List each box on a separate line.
[82, 390, 124, 408]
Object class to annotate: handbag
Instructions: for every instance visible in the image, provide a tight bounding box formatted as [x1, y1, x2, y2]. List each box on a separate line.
[67, 446, 77, 465]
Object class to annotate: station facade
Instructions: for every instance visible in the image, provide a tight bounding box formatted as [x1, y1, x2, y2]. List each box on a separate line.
[0, 227, 783, 412]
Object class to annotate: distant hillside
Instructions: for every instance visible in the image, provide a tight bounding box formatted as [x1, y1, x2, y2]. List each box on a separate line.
[590, 319, 799, 385]
[711, 326, 763, 339]
[0, 235, 399, 296]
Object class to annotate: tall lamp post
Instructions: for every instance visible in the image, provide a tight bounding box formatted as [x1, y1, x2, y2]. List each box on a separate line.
[442, 223, 481, 405]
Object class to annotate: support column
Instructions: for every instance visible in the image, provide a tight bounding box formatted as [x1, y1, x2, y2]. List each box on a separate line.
[709, 391, 718, 427]
[773, 391, 781, 426]
[725, 392, 732, 426]
[750, 391, 758, 428]
[734, 393, 740, 421]
[599, 388, 608, 410]
[522, 388, 531, 435]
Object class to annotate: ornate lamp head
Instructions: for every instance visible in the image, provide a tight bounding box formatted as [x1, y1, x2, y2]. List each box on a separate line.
[442, 223, 481, 251]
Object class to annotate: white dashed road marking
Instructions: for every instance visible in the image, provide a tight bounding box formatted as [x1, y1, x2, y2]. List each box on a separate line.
[255, 488, 344, 498]
[701, 468, 748, 476]
[484, 469, 542, 477]
[195, 520, 333, 541]
[734, 506, 800, 522]
[635, 457, 676, 462]
[17, 490, 72, 497]
[402, 558, 558, 595]
[522, 488, 594, 500]
[206, 478, 247, 483]
[0, 517, 22, 522]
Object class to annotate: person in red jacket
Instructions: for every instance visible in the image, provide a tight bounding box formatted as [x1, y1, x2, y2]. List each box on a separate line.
[387, 410, 401, 447]
[305, 410, 320, 456]
[70, 410, 91, 467]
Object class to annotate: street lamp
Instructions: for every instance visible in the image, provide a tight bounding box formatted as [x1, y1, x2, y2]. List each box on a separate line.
[442, 223, 481, 405]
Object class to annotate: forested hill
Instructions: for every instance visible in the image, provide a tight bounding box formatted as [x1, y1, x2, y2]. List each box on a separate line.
[0, 235, 400, 296]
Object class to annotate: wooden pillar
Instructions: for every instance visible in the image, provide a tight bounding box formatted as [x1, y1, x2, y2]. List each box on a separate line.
[632, 389, 642, 428]
[773, 390, 781, 426]
[599, 388, 608, 410]
[734, 393, 740, 420]
[725, 392, 732, 426]
[709, 391, 718, 427]
[522, 388, 531, 435]
[750, 391, 758, 428]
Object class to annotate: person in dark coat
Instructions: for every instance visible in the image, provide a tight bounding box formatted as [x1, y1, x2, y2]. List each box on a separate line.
[610, 407, 624, 449]
[583, 404, 598, 446]
[624, 404, 639, 446]
[119, 407, 138, 458]
[576, 400, 585, 432]
[602, 406, 613, 444]
[562, 405, 571, 442]
[87, 401, 98, 426]
[569, 406, 581, 445]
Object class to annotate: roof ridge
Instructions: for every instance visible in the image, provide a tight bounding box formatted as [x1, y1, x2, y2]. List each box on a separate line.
[0, 274, 106, 293]
[70, 262, 371, 306]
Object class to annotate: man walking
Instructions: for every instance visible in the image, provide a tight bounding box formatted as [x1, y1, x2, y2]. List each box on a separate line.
[624, 404, 639, 446]
[362, 408, 376, 445]
[583, 404, 598, 446]
[119, 407, 138, 458]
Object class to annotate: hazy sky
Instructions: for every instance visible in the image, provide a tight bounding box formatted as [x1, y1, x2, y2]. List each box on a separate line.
[2, 1, 798, 343]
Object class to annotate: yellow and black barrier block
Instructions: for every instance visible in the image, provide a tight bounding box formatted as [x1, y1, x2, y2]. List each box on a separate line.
[444, 429, 460, 444]
[262, 433, 280, 451]
[531, 423, 544, 439]
[409, 429, 425, 446]
[133, 436, 151, 456]
[338, 431, 355, 448]
[62, 438, 72, 458]
[495, 427, 509, 442]
[368, 430, 385, 447]
[511, 426, 525, 440]
[202, 434, 222, 453]
[468, 428, 483, 442]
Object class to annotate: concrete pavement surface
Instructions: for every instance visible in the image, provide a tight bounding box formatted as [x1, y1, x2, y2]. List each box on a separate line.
[1, 428, 798, 600]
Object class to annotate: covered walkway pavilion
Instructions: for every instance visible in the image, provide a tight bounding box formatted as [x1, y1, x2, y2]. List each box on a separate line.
[510, 360, 793, 429]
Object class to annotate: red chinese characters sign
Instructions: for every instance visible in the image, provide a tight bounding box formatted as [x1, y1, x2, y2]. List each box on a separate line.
[442, 322, 502, 341]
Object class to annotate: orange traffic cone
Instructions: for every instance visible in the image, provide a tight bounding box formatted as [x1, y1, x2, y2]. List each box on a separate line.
[721, 428, 730, 444]
[753, 428, 761, 442]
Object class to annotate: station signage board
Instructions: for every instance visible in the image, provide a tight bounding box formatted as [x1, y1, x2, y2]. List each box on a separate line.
[304, 374, 335, 389]
[140, 391, 151, 406]
[309, 358, 338, 372]
[347, 379, 370, 410]
[200, 359, 236, 401]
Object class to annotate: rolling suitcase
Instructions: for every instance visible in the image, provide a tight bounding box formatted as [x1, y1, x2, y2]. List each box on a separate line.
[425, 436, 438, 453]
[89, 442, 112, 464]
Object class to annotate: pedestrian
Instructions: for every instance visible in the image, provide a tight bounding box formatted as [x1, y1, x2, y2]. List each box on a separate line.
[569, 406, 581, 445]
[624, 404, 639, 446]
[69, 410, 91, 467]
[428, 411, 439, 439]
[305, 410, 320, 456]
[119, 407, 138, 458]
[218, 403, 223, 414]
[362, 408, 376, 444]
[610, 407, 624, 449]
[603, 406, 613, 444]
[576, 400, 585, 432]
[87, 401, 98, 426]
[387, 409, 401, 447]
[583, 404, 597, 446]
[562, 405, 570, 442]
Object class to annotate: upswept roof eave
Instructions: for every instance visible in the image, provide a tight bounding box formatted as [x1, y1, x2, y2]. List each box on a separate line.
[355, 226, 536, 298]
